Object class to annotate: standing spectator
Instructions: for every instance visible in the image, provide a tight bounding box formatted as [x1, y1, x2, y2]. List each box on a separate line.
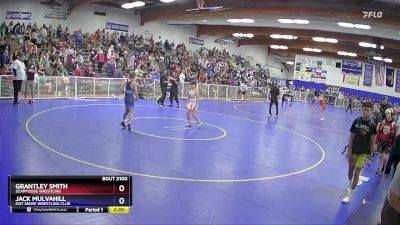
[74, 29, 83, 48]
[12, 53, 26, 105]
[381, 96, 392, 120]
[346, 96, 353, 113]
[269, 83, 280, 116]
[24, 64, 36, 103]
[342, 102, 376, 203]
[374, 108, 397, 176]
[97, 50, 105, 73]
[239, 81, 247, 101]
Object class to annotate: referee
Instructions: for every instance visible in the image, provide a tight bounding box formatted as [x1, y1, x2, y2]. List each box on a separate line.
[12, 53, 25, 105]
[269, 83, 280, 116]
[156, 70, 169, 106]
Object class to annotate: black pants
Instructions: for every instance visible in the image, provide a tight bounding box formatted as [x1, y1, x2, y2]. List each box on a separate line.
[169, 87, 179, 106]
[346, 103, 352, 113]
[381, 197, 400, 225]
[157, 87, 167, 105]
[385, 154, 400, 176]
[13, 80, 22, 103]
[98, 62, 105, 72]
[269, 99, 279, 115]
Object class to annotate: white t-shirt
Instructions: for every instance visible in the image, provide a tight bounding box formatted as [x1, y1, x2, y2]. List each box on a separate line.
[179, 73, 185, 83]
[12, 59, 26, 81]
[240, 83, 247, 91]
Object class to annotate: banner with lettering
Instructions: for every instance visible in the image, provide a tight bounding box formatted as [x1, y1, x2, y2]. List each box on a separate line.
[106, 22, 129, 32]
[189, 37, 204, 46]
[5, 11, 31, 20]
[395, 70, 400, 92]
[375, 65, 385, 86]
[386, 67, 395, 87]
[363, 64, 373, 86]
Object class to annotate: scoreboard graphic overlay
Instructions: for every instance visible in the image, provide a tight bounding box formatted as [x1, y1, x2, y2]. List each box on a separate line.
[9, 176, 132, 213]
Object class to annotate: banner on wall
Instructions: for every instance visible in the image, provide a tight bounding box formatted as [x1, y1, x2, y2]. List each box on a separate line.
[293, 56, 326, 83]
[396, 70, 400, 92]
[343, 74, 360, 85]
[386, 67, 395, 87]
[189, 37, 204, 46]
[342, 60, 362, 75]
[106, 22, 129, 32]
[363, 64, 373, 87]
[310, 69, 327, 83]
[375, 65, 385, 86]
[5, 11, 31, 20]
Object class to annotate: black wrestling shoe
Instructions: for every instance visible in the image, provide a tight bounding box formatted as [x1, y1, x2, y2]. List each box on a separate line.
[120, 122, 126, 129]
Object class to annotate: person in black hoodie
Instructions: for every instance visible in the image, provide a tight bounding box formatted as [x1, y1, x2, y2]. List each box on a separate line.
[168, 71, 179, 108]
[269, 83, 280, 116]
[156, 70, 169, 106]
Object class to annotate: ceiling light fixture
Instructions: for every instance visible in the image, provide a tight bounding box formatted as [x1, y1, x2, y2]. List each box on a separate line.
[359, 42, 377, 48]
[227, 18, 255, 23]
[270, 45, 288, 50]
[160, 0, 175, 3]
[286, 61, 294, 65]
[337, 51, 357, 57]
[270, 34, 298, 40]
[121, 1, 145, 9]
[312, 37, 338, 43]
[278, 19, 309, 24]
[384, 58, 392, 63]
[373, 56, 392, 63]
[303, 48, 322, 53]
[337, 22, 371, 30]
[233, 33, 254, 38]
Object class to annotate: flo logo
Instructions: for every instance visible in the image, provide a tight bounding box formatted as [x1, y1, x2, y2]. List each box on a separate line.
[363, 11, 383, 18]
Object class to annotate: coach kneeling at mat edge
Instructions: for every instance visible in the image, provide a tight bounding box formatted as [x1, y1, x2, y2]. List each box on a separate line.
[12, 53, 26, 105]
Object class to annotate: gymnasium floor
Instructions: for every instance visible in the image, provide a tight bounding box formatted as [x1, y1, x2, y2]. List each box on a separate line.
[0, 98, 389, 225]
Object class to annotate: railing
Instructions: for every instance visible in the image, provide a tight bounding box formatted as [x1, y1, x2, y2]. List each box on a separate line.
[0, 75, 376, 109]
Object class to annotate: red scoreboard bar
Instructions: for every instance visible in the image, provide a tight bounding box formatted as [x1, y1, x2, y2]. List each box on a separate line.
[8, 176, 132, 213]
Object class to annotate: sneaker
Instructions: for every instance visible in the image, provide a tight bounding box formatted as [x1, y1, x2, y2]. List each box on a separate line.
[155, 101, 160, 106]
[186, 123, 192, 128]
[375, 170, 381, 176]
[198, 122, 202, 128]
[32, 99, 36, 103]
[342, 191, 353, 204]
[13, 101, 20, 105]
[168, 105, 173, 107]
[120, 122, 126, 129]
[268, 114, 272, 117]
[176, 105, 180, 108]
[320, 118, 325, 120]
[127, 124, 131, 131]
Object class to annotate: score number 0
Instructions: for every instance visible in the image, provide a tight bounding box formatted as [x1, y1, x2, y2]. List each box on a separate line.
[118, 185, 126, 205]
